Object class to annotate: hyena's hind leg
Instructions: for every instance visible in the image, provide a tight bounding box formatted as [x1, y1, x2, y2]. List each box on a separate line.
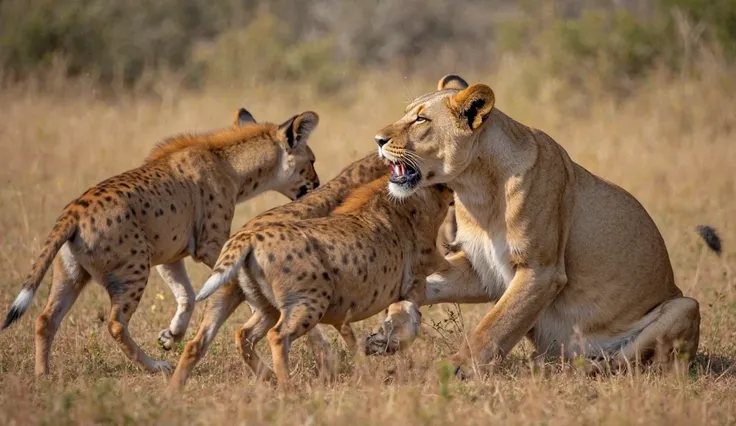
[267, 301, 325, 387]
[336, 323, 359, 355]
[35, 245, 91, 376]
[103, 259, 172, 374]
[169, 280, 245, 392]
[303, 326, 341, 380]
[236, 307, 279, 381]
[301, 323, 359, 381]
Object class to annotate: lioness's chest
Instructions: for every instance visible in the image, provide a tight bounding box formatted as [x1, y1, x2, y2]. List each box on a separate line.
[458, 222, 515, 300]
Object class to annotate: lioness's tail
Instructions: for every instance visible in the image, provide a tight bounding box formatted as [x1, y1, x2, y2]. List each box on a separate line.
[2, 208, 79, 329]
[196, 233, 254, 302]
[696, 225, 722, 256]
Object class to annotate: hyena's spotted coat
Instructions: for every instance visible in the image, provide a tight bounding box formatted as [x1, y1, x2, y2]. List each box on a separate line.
[2, 110, 321, 375]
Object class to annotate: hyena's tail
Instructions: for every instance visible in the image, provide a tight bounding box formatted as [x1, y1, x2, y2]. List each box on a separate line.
[2, 208, 79, 330]
[196, 232, 254, 302]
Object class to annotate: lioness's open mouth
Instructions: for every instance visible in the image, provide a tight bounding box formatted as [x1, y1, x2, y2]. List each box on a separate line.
[387, 160, 421, 188]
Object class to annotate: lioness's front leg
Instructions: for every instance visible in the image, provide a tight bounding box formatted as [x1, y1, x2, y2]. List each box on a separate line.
[365, 251, 489, 355]
[424, 251, 490, 305]
[449, 265, 566, 377]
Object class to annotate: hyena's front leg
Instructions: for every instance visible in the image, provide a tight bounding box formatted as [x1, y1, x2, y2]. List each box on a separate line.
[156, 260, 196, 351]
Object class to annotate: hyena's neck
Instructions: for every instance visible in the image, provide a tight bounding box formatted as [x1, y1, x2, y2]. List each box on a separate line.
[221, 142, 281, 201]
[300, 155, 387, 213]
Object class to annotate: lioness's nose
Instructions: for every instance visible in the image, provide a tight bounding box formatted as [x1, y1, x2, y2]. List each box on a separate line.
[375, 135, 390, 147]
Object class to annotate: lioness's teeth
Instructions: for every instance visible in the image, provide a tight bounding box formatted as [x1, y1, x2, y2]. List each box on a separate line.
[393, 164, 402, 176]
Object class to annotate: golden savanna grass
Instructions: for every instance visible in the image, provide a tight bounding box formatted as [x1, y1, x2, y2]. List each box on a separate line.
[1, 62, 736, 425]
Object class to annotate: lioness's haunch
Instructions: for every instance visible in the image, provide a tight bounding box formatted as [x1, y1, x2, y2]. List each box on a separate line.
[2, 109, 321, 375]
[169, 176, 453, 389]
[366, 74, 701, 376]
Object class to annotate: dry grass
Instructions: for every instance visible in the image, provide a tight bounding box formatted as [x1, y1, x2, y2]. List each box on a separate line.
[1, 64, 736, 425]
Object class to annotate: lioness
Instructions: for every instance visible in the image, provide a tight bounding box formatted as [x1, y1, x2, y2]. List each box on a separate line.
[169, 176, 453, 389]
[366, 75, 700, 376]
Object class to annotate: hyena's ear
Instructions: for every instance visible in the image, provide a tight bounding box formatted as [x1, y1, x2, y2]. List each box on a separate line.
[435, 183, 454, 194]
[450, 84, 495, 131]
[437, 74, 469, 90]
[277, 111, 320, 149]
[233, 108, 256, 127]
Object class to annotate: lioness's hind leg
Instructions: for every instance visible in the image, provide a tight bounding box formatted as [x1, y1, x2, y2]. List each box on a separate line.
[35, 250, 91, 376]
[614, 297, 700, 371]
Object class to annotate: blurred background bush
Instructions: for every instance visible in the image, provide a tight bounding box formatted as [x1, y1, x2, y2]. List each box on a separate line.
[1, 0, 734, 96]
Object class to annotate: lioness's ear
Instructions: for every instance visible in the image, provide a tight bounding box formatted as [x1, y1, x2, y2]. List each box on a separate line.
[278, 111, 320, 148]
[234, 108, 256, 127]
[437, 74, 469, 90]
[450, 84, 495, 131]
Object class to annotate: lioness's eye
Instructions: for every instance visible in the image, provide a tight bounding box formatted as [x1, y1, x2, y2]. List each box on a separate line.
[415, 116, 427, 123]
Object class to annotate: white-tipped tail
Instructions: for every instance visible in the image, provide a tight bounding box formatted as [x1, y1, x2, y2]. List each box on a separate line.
[13, 288, 34, 312]
[195, 256, 246, 302]
[2, 288, 34, 330]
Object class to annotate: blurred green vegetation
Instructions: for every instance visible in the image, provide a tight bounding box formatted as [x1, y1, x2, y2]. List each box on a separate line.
[0, 0, 733, 94]
[497, 0, 736, 92]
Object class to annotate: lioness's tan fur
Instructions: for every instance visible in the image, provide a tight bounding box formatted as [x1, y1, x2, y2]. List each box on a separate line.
[366, 75, 700, 376]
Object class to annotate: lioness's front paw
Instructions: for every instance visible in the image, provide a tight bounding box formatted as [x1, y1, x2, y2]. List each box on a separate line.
[452, 364, 470, 381]
[363, 332, 390, 356]
[150, 360, 173, 374]
[441, 353, 473, 381]
[363, 322, 400, 356]
[158, 329, 180, 351]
